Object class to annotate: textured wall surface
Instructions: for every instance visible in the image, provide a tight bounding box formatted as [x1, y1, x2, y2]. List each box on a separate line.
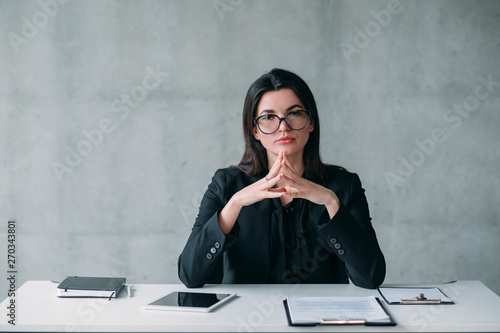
[1, 0, 499, 300]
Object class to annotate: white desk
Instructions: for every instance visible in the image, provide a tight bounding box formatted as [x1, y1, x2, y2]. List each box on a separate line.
[1, 280, 500, 332]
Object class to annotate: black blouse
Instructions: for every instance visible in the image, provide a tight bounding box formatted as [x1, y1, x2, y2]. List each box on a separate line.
[268, 198, 315, 283]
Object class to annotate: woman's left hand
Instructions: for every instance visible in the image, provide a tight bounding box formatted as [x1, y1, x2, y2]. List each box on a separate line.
[279, 153, 340, 219]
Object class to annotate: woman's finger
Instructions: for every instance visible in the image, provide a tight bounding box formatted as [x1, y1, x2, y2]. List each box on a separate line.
[282, 152, 297, 173]
[280, 161, 303, 185]
[265, 151, 284, 180]
[263, 173, 283, 189]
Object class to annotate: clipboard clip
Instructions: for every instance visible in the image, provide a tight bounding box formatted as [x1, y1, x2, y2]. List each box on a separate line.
[321, 318, 366, 325]
[401, 293, 441, 304]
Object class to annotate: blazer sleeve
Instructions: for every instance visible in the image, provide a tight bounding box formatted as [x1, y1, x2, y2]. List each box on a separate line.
[317, 172, 386, 289]
[177, 169, 240, 288]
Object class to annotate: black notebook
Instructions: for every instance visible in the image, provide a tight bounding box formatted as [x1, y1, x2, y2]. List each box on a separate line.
[57, 276, 126, 298]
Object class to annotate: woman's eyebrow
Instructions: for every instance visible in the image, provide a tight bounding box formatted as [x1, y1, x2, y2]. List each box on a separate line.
[259, 104, 304, 115]
[286, 104, 304, 111]
[259, 109, 276, 115]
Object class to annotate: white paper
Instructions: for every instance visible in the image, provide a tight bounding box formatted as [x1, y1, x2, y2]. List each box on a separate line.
[378, 287, 453, 303]
[286, 296, 390, 324]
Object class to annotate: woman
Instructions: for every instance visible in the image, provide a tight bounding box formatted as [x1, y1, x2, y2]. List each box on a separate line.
[178, 68, 385, 289]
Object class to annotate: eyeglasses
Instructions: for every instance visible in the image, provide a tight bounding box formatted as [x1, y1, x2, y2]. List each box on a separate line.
[253, 110, 311, 135]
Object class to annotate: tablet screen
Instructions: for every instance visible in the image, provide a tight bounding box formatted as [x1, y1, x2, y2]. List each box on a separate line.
[143, 291, 237, 312]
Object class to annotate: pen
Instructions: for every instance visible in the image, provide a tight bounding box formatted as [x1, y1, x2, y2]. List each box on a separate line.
[321, 318, 366, 325]
[127, 284, 134, 297]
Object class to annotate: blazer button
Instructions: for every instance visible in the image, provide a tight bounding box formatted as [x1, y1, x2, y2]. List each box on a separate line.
[206, 253, 213, 260]
[338, 249, 345, 256]
[334, 243, 341, 250]
[215, 242, 221, 249]
[329, 238, 337, 244]
[210, 247, 217, 254]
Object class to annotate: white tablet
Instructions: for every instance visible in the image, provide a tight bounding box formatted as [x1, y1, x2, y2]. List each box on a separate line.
[142, 291, 237, 312]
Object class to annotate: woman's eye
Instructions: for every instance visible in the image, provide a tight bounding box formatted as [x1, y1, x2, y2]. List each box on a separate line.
[287, 110, 302, 117]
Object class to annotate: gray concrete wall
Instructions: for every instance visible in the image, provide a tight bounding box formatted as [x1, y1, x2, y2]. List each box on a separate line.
[1, 0, 499, 298]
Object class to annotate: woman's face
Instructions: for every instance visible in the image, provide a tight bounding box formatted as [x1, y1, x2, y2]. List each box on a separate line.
[253, 88, 314, 161]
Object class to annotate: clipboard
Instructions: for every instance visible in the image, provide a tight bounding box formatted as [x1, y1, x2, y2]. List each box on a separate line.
[378, 287, 455, 305]
[282, 297, 396, 327]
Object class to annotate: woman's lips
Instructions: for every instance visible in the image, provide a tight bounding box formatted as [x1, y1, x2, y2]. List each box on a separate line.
[276, 136, 294, 144]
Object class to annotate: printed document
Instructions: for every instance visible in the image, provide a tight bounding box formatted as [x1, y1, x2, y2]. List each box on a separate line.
[286, 296, 390, 325]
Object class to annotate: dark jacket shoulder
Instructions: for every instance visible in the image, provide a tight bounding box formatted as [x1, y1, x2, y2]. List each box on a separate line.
[317, 164, 360, 186]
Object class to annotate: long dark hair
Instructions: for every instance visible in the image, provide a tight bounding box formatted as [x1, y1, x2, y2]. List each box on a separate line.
[237, 68, 331, 181]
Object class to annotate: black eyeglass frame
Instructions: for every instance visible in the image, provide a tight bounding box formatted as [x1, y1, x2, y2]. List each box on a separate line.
[253, 110, 312, 135]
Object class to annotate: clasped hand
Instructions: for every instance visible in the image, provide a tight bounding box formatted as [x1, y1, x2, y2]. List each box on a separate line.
[232, 151, 340, 218]
[219, 151, 340, 234]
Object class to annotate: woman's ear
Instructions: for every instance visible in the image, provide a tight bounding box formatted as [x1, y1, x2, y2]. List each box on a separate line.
[309, 118, 314, 132]
[253, 126, 260, 141]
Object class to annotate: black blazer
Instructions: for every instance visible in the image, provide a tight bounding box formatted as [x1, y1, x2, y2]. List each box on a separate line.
[178, 166, 386, 289]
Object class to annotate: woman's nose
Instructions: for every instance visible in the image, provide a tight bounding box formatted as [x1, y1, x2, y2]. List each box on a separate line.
[278, 117, 290, 131]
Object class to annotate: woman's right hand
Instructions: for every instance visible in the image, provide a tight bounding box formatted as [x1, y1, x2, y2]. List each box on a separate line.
[218, 151, 286, 234]
[231, 151, 286, 207]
